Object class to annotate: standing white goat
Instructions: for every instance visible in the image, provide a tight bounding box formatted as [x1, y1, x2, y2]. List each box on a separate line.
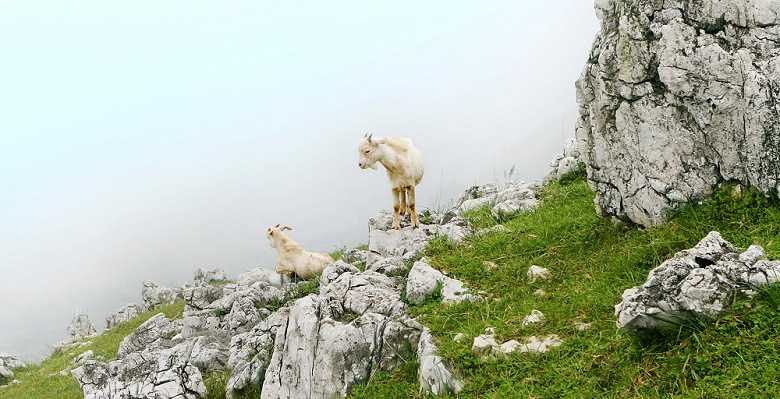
[358, 134, 424, 229]
[266, 225, 334, 279]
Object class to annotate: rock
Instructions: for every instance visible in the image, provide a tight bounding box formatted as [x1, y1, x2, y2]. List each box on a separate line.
[406, 261, 482, 305]
[418, 328, 464, 395]
[615, 231, 780, 335]
[366, 256, 407, 275]
[237, 268, 290, 288]
[226, 309, 290, 399]
[194, 267, 229, 285]
[490, 181, 539, 218]
[521, 310, 546, 328]
[532, 289, 549, 298]
[141, 281, 183, 311]
[319, 260, 360, 292]
[577, 0, 780, 226]
[106, 302, 143, 329]
[72, 351, 206, 399]
[453, 333, 468, 343]
[527, 265, 551, 283]
[66, 309, 97, 340]
[71, 350, 95, 367]
[341, 247, 369, 266]
[454, 183, 498, 209]
[518, 335, 564, 355]
[471, 334, 501, 359]
[574, 321, 594, 331]
[0, 366, 13, 381]
[117, 313, 182, 358]
[0, 353, 25, 370]
[260, 294, 421, 399]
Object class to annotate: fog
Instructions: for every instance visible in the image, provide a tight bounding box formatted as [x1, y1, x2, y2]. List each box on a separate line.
[0, 1, 599, 361]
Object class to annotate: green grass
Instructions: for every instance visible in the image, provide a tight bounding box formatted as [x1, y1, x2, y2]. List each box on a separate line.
[350, 178, 780, 398]
[0, 301, 185, 399]
[7, 175, 780, 399]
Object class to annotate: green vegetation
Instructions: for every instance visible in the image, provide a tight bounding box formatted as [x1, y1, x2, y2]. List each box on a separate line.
[350, 178, 780, 398]
[0, 300, 185, 399]
[6, 174, 780, 399]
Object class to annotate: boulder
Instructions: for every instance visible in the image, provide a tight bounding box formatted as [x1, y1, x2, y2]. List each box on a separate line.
[194, 267, 229, 285]
[417, 328, 464, 395]
[406, 260, 482, 305]
[237, 268, 290, 288]
[141, 281, 182, 311]
[577, 0, 780, 226]
[105, 302, 143, 329]
[615, 231, 780, 335]
[66, 309, 97, 340]
[260, 294, 421, 399]
[453, 181, 539, 218]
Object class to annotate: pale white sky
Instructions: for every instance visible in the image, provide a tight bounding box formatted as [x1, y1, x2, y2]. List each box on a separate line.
[0, 1, 599, 361]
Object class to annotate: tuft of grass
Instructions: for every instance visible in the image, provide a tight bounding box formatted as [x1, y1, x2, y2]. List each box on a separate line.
[350, 176, 780, 398]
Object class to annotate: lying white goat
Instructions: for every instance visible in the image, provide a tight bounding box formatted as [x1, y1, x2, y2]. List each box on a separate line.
[266, 225, 334, 279]
[358, 134, 424, 229]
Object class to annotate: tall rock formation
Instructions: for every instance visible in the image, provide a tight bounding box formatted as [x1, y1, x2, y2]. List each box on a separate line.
[577, 0, 780, 226]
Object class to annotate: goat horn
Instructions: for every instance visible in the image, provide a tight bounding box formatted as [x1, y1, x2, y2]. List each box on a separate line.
[368, 133, 373, 142]
[275, 224, 280, 227]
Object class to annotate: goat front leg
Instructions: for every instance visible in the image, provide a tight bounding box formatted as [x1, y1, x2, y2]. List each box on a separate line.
[391, 187, 402, 229]
[408, 184, 420, 229]
[399, 187, 408, 215]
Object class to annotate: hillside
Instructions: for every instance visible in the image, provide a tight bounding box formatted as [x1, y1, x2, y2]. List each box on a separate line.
[2, 172, 780, 398]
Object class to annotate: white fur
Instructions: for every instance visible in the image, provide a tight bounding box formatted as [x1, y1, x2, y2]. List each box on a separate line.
[358, 135, 424, 229]
[266, 226, 334, 279]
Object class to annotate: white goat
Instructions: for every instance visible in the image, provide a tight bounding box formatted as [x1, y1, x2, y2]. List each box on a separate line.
[358, 134, 424, 229]
[266, 225, 334, 279]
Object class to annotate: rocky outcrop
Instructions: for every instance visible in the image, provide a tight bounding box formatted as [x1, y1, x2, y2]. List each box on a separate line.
[0, 353, 25, 383]
[142, 281, 183, 311]
[106, 302, 143, 329]
[406, 260, 483, 305]
[577, 0, 780, 226]
[453, 180, 539, 219]
[193, 267, 229, 286]
[543, 138, 583, 185]
[67, 309, 97, 340]
[615, 231, 780, 335]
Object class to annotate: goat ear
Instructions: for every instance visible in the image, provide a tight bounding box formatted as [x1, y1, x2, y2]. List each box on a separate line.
[282, 226, 292, 231]
[275, 224, 280, 227]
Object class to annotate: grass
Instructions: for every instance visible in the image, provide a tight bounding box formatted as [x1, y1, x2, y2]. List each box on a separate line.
[0, 301, 185, 399]
[6, 174, 780, 399]
[349, 177, 780, 398]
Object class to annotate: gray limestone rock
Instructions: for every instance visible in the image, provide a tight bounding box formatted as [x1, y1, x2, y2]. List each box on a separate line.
[193, 267, 229, 286]
[577, 0, 780, 226]
[237, 267, 290, 288]
[105, 302, 143, 330]
[66, 309, 97, 340]
[417, 328, 464, 395]
[406, 260, 482, 305]
[141, 281, 183, 311]
[615, 231, 780, 335]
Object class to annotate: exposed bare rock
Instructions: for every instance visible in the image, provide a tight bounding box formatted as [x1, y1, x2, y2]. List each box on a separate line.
[615, 231, 780, 335]
[577, 0, 780, 226]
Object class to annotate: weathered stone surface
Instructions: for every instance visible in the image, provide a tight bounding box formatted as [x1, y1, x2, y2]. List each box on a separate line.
[453, 181, 539, 218]
[406, 260, 482, 305]
[0, 354, 22, 382]
[72, 351, 206, 399]
[521, 310, 546, 328]
[577, 0, 780, 226]
[194, 267, 229, 286]
[141, 281, 183, 311]
[260, 294, 421, 399]
[67, 309, 97, 340]
[615, 231, 780, 335]
[319, 260, 361, 292]
[527, 265, 551, 283]
[105, 302, 143, 329]
[117, 313, 182, 358]
[418, 328, 464, 395]
[237, 267, 290, 288]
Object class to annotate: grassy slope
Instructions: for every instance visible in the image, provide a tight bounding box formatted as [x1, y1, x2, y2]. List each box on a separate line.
[351, 176, 780, 398]
[5, 175, 780, 399]
[0, 301, 185, 399]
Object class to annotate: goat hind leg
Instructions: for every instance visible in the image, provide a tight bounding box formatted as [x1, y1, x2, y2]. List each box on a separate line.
[391, 187, 402, 229]
[399, 187, 408, 215]
[408, 185, 420, 229]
